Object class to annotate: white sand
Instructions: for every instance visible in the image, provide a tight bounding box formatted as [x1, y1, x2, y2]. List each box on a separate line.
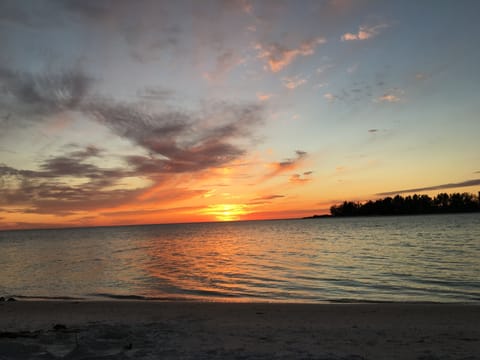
[0, 301, 479, 359]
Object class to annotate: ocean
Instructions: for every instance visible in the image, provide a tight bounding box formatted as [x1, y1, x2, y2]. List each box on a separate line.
[1, 213, 479, 303]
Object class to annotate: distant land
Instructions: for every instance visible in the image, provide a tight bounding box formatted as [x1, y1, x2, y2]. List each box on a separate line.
[305, 192, 480, 218]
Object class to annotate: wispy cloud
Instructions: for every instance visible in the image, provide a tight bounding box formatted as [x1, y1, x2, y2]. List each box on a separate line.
[0, 68, 266, 217]
[0, 146, 141, 215]
[203, 49, 245, 81]
[253, 194, 285, 201]
[89, 99, 264, 175]
[324, 93, 337, 102]
[256, 92, 274, 101]
[341, 23, 388, 41]
[136, 87, 173, 101]
[376, 88, 404, 103]
[255, 37, 326, 72]
[289, 171, 313, 184]
[316, 63, 334, 74]
[377, 179, 480, 196]
[282, 75, 307, 89]
[0, 67, 92, 114]
[265, 150, 307, 178]
[247, 194, 285, 205]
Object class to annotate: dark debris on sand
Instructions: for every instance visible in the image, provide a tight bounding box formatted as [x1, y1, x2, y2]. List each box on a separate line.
[0, 323, 373, 360]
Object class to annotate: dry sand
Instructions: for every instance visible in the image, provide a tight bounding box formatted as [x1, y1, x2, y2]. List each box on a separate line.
[0, 301, 479, 359]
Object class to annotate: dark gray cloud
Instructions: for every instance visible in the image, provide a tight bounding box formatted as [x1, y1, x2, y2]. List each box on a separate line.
[247, 194, 285, 206]
[0, 65, 266, 215]
[0, 145, 136, 214]
[88, 98, 264, 175]
[277, 150, 307, 168]
[253, 194, 285, 201]
[136, 87, 173, 101]
[376, 179, 480, 196]
[0, 67, 93, 119]
[1, 66, 264, 178]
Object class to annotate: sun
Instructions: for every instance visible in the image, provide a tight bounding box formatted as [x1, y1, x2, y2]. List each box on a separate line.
[203, 204, 247, 222]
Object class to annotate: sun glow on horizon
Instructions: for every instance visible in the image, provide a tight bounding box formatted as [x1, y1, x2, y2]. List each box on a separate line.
[202, 204, 248, 222]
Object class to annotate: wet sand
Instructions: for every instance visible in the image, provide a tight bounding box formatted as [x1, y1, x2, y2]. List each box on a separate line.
[0, 301, 479, 359]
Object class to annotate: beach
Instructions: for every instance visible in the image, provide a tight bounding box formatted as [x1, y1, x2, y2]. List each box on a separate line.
[1, 301, 479, 359]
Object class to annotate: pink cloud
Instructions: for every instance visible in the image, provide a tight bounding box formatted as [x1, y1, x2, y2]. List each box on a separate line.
[256, 37, 326, 72]
[256, 92, 274, 101]
[341, 23, 388, 41]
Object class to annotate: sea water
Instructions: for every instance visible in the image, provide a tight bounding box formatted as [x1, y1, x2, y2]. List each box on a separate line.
[0, 213, 479, 303]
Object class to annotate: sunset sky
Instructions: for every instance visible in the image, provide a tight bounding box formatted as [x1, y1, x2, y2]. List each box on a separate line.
[1, 0, 479, 229]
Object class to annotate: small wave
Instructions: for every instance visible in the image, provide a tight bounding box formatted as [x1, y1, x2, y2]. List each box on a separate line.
[88, 293, 195, 301]
[327, 298, 442, 304]
[10, 294, 85, 300]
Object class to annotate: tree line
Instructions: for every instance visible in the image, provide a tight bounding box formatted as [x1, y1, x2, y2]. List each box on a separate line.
[330, 192, 480, 217]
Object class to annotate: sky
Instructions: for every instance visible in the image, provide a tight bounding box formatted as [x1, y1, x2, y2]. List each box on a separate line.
[1, 0, 480, 229]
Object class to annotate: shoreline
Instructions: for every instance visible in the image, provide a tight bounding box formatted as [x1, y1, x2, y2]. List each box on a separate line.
[1, 301, 479, 359]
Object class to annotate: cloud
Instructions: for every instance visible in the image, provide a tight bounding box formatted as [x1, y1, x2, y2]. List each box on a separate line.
[316, 63, 334, 74]
[253, 194, 285, 201]
[289, 170, 313, 184]
[282, 75, 307, 89]
[376, 179, 480, 196]
[289, 173, 312, 184]
[0, 67, 93, 114]
[376, 88, 404, 103]
[87, 98, 265, 175]
[136, 87, 173, 101]
[255, 37, 326, 72]
[235, 0, 253, 14]
[203, 49, 245, 81]
[247, 194, 285, 205]
[0, 67, 267, 218]
[256, 92, 274, 101]
[0, 145, 139, 215]
[341, 23, 388, 41]
[2, 67, 266, 178]
[265, 150, 307, 178]
[324, 93, 337, 102]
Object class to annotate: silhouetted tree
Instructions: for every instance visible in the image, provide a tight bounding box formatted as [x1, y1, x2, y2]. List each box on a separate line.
[330, 192, 480, 217]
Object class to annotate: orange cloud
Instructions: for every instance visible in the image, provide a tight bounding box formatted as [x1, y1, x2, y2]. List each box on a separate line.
[256, 92, 274, 101]
[256, 37, 326, 72]
[289, 170, 313, 184]
[341, 23, 388, 41]
[265, 150, 307, 179]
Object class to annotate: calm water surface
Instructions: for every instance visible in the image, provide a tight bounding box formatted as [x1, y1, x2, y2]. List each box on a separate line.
[0, 214, 479, 303]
